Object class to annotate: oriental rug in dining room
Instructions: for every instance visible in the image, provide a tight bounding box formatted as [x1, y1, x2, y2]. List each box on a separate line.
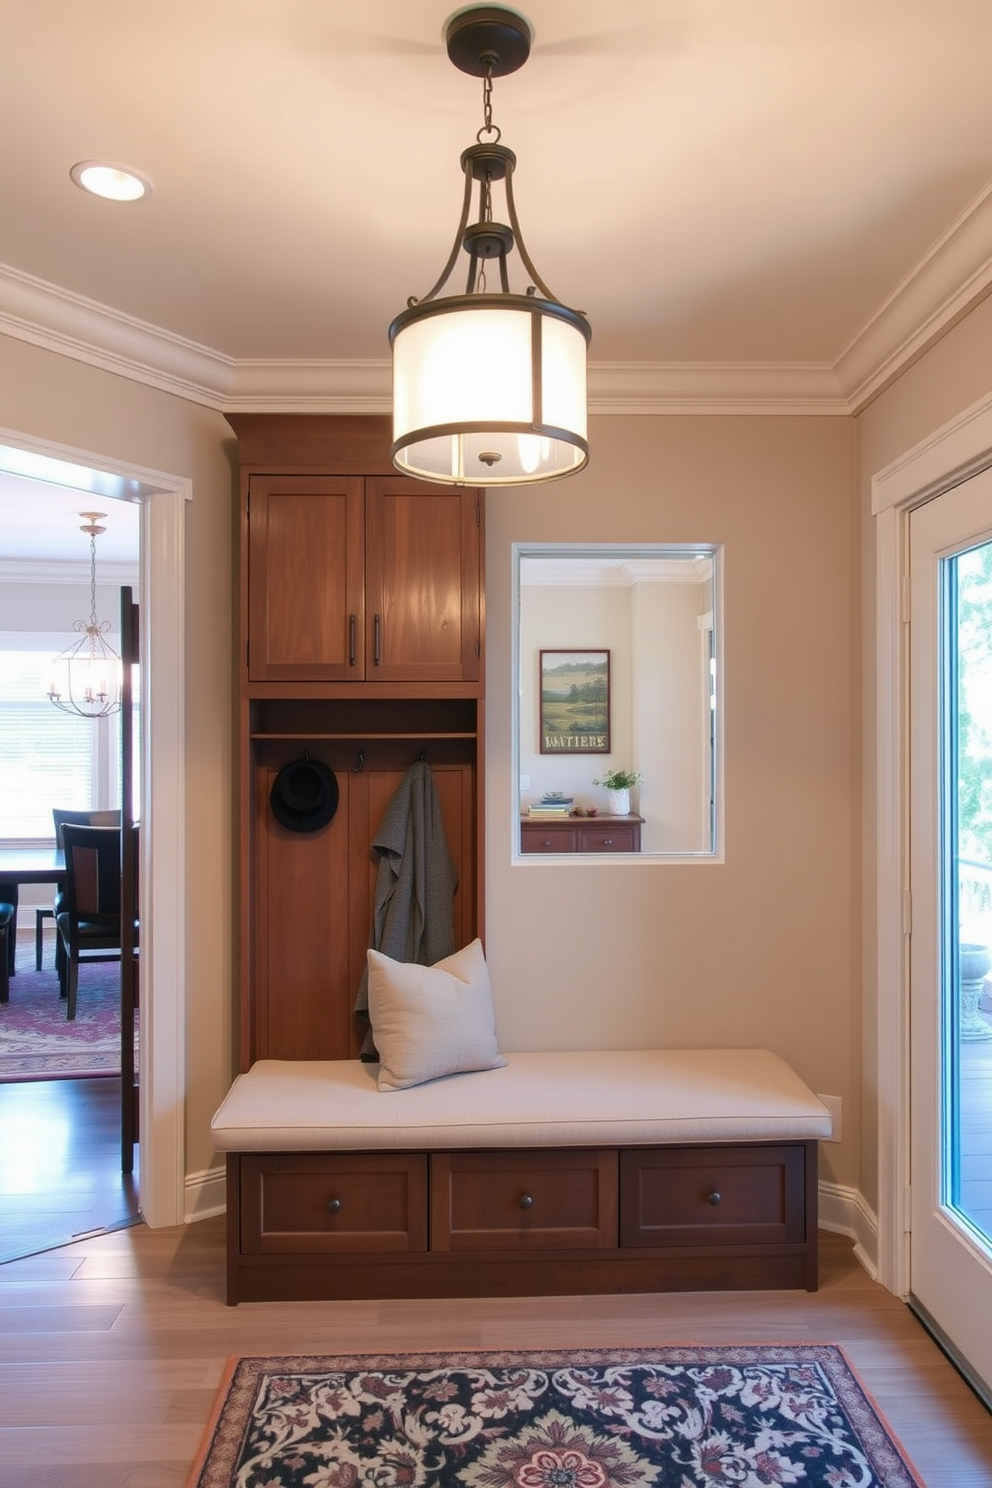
[187, 1345, 922, 1488]
[0, 960, 128, 1080]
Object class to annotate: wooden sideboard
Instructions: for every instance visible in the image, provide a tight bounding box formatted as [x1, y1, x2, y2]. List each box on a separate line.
[520, 813, 644, 854]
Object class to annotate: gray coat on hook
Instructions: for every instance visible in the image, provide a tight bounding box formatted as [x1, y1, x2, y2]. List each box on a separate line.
[354, 759, 459, 1057]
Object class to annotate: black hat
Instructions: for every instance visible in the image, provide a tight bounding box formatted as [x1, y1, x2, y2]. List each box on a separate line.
[270, 753, 339, 833]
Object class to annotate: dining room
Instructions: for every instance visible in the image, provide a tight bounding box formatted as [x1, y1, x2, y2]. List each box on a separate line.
[0, 476, 141, 1262]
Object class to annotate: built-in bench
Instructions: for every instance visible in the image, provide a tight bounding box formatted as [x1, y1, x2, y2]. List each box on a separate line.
[211, 1048, 832, 1304]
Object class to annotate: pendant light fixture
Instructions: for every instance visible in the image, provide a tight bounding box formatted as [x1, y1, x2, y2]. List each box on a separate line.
[390, 5, 590, 487]
[47, 512, 122, 719]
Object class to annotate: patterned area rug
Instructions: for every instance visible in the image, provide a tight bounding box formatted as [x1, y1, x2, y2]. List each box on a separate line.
[187, 1346, 922, 1488]
[0, 958, 128, 1080]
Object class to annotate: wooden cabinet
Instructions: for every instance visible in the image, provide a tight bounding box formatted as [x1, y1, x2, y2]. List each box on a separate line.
[520, 815, 644, 854]
[431, 1150, 618, 1251]
[239, 1153, 428, 1254]
[247, 474, 481, 684]
[229, 415, 485, 1070]
[225, 1139, 818, 1302]
[618, 1145, 807, 1249]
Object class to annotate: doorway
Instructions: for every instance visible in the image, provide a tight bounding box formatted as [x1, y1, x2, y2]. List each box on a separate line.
[872, 392, 992, 1406]
[908, 467, 992, 1399]
[0, 488, 140, 1257]
[0, 429, 188, 1231]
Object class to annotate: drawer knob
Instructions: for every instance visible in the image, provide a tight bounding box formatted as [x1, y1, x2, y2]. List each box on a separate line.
[602, 838, 614, 846]
[327, 1198, 343, 1213]
[707, 1191, 721, 1206]
[519, 1193, 534, 1209]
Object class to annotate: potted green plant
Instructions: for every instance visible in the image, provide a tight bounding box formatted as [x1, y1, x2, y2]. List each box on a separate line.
[592, 767, 642, 816]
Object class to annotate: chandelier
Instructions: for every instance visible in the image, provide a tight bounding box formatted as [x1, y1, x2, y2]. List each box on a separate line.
[389, 4, 590, 487]
[48, 512, 122, 719]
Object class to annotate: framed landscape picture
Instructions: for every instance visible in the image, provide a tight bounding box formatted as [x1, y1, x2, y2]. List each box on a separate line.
[539, 649, 611, 754]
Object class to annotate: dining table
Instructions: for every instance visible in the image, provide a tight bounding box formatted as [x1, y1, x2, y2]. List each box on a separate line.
[0, 848, 65, 976]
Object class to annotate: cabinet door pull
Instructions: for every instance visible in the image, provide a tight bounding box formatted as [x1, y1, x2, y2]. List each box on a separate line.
[348, 614, 357, 667]
[542, 839, 552, 849]
[706, 1191, 721, 1206]
[519, 1193, 534, 1210]
[328, 1197, 343, 1213]
[374, 613, 381, 665]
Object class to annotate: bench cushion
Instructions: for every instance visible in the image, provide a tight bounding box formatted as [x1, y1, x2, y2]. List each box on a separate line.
[211, 1048, 832, 1152]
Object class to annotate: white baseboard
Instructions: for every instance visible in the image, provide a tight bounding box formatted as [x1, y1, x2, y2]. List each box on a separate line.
[185, 1164, 227, 1224]
[182, 1171, 882, 1284]
[819, 1180, 879, 1279]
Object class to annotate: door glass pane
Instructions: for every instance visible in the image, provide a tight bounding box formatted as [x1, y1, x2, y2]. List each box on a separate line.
[945, 538, 992, 1247]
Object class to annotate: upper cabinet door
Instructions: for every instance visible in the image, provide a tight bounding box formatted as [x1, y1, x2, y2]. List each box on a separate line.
[365, 478, 481, 683]
[248, 475, 365, 681]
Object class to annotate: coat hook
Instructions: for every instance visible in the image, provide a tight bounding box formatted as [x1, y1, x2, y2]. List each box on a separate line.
[355, 749, 365, 773]
[418, 749, 427, 762]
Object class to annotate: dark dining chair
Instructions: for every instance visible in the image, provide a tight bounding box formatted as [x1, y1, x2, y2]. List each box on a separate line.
[0, 882, 17, 978]
[56, 823, 123, 1020]
[0, 900, 14, 1001]
[40, 808, 121, 973]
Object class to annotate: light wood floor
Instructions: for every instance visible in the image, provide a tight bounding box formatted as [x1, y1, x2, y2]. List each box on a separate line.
[0, 1077, 140, 1264]
[0, 1226, 989, 1488]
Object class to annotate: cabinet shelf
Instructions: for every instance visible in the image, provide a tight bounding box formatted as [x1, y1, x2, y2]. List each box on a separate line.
[250, 731, 478, 742]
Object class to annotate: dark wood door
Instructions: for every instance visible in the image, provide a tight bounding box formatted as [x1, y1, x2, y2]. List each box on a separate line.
[119, 587, 139, 1172]
[365, 479, 481, 683]
[248, 475, 365, 681]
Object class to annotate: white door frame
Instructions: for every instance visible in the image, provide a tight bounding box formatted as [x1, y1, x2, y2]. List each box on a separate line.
[0, 426, 188, 1229]
[872, 390, 992, 1295]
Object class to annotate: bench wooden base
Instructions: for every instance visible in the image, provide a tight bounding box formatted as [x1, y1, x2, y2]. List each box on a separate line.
[225, 1138, 819, 1304]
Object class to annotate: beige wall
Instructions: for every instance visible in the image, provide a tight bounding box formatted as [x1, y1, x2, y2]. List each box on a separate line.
[0, 336, 237, 1181]
[631, 578, 711, 853]
[486, 414, 861, 1191]
[0, 333, 863, 1199]
[857, 293, 992, 1212]
[519, 584, 631, 809]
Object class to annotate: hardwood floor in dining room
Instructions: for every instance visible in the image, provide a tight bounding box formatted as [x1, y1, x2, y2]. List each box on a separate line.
[0, 1077, 140, 1264]
[0, 1227, 989, 1488]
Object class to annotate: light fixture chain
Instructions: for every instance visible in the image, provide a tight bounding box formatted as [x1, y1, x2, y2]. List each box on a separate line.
[477, 60, 501, 144]
[89, 529, 99, 629]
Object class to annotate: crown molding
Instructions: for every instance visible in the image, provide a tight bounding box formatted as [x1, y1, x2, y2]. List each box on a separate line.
[0, 264, 234, 408]
[225, 356, 848, 415]
[1, 179, 990, 417]
[835, 179, 992, 412]
[583, 361, 846, 413]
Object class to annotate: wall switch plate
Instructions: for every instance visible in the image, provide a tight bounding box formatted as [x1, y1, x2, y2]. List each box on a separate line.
[818, 1094, 842, 1143]
[519, 774, 531, 792]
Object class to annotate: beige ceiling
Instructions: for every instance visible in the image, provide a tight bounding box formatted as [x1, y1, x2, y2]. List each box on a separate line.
[1, 0, 991, 411]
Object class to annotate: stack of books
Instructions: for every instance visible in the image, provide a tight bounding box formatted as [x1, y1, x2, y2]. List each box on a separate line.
[527, 794, 575, 819]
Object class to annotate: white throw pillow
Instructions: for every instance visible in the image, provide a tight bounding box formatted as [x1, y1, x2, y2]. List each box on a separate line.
[366, 938, 507, 1091]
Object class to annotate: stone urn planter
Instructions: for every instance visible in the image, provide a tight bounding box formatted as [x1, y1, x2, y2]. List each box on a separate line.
[959, 941, 992, 1040]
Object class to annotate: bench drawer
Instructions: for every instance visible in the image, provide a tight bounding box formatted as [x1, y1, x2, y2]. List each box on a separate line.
[619, 1144, 807, 1248]
[240, 1152, 428, 1254]
[431, 1150, 618, 1251]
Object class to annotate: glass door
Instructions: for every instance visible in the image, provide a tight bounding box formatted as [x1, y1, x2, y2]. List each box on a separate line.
[909, 467, 992, 1399]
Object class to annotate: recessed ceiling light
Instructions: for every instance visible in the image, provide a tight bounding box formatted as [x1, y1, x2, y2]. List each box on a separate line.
[70, 161, 150, 202]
